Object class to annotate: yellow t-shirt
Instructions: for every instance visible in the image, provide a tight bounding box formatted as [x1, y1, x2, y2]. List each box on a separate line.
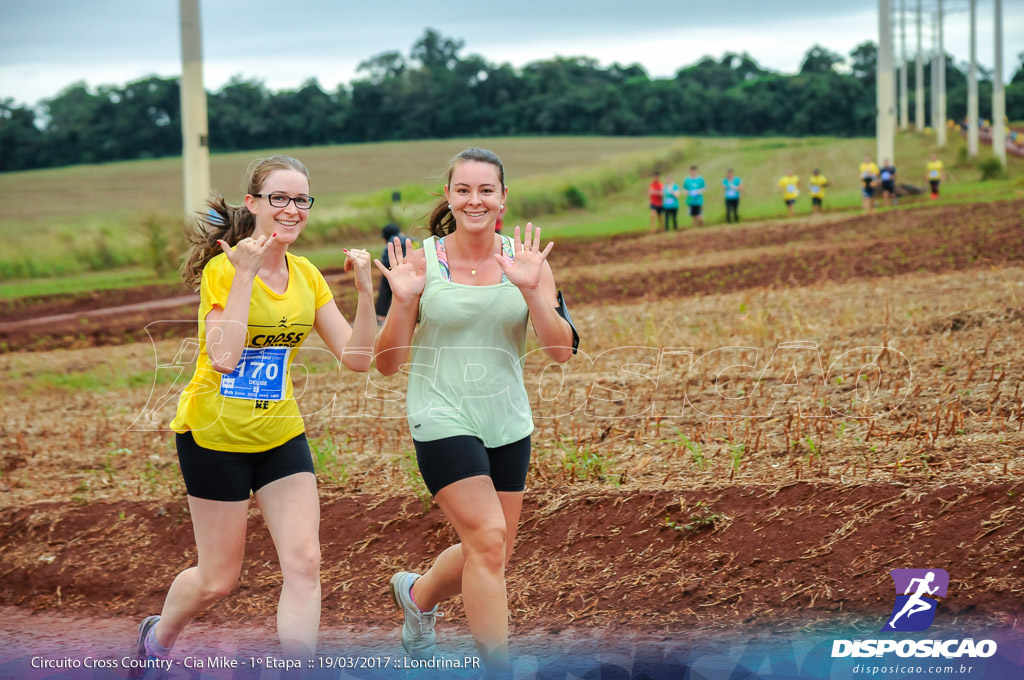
[927, 160, 944, 180]
[778, 175, 800, 200]
[809, 174, 829, 198]
[169, 251, 334, 452]
[859, 162, 880, 180]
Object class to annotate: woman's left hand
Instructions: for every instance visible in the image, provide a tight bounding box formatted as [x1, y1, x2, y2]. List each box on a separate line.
[496, 223, 554, 292]
[344, 248, 373, 294]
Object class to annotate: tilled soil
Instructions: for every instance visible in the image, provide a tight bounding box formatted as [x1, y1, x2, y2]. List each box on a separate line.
[1, 483, 1021, 632]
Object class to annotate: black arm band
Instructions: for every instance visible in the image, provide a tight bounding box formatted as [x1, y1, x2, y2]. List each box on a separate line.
[555, 290, 580, 354]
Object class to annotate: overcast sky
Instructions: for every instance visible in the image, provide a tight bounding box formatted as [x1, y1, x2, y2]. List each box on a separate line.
[1, 0, 1021, 107]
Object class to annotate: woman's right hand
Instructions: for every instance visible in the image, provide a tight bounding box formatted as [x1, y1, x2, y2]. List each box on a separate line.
[217, 234, 275, 279]
[374, 238, 425, 301]
[344, 248, 373, 294]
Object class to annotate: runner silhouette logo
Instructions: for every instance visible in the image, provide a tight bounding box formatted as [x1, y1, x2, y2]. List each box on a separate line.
[882, 569, 949, 632]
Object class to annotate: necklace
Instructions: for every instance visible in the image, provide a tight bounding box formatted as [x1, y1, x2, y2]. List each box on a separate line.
[451, 234, 494, 276]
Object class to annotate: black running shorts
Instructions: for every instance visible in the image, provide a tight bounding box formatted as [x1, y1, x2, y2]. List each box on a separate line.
[176, 431, 315, 502]
[413, 435, 531, 496]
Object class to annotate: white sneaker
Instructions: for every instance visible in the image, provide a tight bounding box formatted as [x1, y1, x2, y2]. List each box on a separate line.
[389, 571, 440, 659]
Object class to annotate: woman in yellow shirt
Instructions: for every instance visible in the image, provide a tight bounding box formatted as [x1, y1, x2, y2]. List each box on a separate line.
[859, 156, 880, 214]
[809, 169, 829, 214]
[132, 156, 377, 666]
[778, 170, 800, 217]
[926, 154, 946, 199]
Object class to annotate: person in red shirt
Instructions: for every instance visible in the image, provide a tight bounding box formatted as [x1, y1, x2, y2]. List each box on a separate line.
[648, 171, 664, 233]
[494, 204, 506, 233]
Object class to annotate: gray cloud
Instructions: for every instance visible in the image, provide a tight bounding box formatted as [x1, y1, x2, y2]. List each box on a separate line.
[1, 0, 1019, 105]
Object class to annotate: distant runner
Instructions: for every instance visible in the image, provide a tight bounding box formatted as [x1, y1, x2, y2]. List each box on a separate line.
[859, 156, 880, 214]
[926, 154, 946, 199]
[879, 158, 897, 207]
[777, 169, 799, 218]
[648, 171, 664, 233]
[723, 169, 742, 223]
[808, 169, 829, 214]
[662, 175, 680, 231]
[683, 166, 706, 228]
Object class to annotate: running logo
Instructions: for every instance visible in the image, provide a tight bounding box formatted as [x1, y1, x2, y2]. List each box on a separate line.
[881, 569, 949, 632]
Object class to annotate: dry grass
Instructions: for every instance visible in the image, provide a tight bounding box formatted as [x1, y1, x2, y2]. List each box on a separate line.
[1, 263, 1021, 508]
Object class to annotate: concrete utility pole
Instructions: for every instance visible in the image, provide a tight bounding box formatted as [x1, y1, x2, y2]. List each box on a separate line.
[878, 0, 896, 164]
[967, 0, 979, 157]
[915, 0, 925, 131]
[899, 0, 909, 129]
[937, 0, 946, 146]
[179, 0, 211, 220]
[992, 0, 1006, 165]
[930, 13, 939, 134]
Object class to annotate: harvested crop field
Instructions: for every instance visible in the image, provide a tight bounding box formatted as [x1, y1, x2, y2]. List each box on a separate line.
[1, 200, 1023, 666]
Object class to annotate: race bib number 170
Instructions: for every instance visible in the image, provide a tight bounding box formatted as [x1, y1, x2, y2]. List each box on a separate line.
[219, 346, 290, 401]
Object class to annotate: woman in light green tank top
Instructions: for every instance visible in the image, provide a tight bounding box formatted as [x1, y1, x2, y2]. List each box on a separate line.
[373, 148, 574, 673]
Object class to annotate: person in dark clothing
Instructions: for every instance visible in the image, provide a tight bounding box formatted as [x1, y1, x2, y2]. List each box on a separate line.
[879, 159, 897, 207]
[375, 223, 408, 324]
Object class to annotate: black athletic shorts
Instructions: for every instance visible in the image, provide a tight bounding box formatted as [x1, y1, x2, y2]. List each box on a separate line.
[689, 204, 702, 217]
[812, 197, 823, 207]
[785, 199, 796, 207]
[881, 180, 896, 193]
[176, 431, 315, 502]
[862, 186, 875, 198]
[650, 204, 664, 213]
[929, 180, 940, 192]
[413, 435, 531, 496]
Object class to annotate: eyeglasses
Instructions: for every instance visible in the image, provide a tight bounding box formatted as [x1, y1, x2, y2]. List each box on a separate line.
[252, 193, 315, 209]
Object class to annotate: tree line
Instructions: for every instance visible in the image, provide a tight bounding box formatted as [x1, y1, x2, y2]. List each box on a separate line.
[2, 30, 1023, 173]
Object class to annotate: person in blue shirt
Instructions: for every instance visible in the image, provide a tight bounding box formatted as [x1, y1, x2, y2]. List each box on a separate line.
[682, 166, 706, 228]
[662, 175, 680, 231]
[722, 169, 742, 223]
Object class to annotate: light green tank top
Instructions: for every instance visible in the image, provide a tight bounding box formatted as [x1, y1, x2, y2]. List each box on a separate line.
[406, 235, 534, 447]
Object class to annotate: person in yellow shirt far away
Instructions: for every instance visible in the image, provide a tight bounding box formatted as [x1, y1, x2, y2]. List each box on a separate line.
[926, 154, 946, 200]
[778, 169, 800, 217]
[808, 169, 829, 214]
[858, 155, 880, 214]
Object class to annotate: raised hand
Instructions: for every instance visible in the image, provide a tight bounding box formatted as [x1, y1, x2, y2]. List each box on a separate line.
[374, 238, 425, 302]
[496, 223, 553, 292]
[217, 233, 276, 279]
[344, 248, 373, 294]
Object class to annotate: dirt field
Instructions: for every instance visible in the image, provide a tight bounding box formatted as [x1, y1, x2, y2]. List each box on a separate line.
[1, 200, 1023, 655]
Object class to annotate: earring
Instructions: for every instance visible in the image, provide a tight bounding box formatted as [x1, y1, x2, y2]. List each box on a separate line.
[500, 204, 504, 209]
[447, 204, 452, 210]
